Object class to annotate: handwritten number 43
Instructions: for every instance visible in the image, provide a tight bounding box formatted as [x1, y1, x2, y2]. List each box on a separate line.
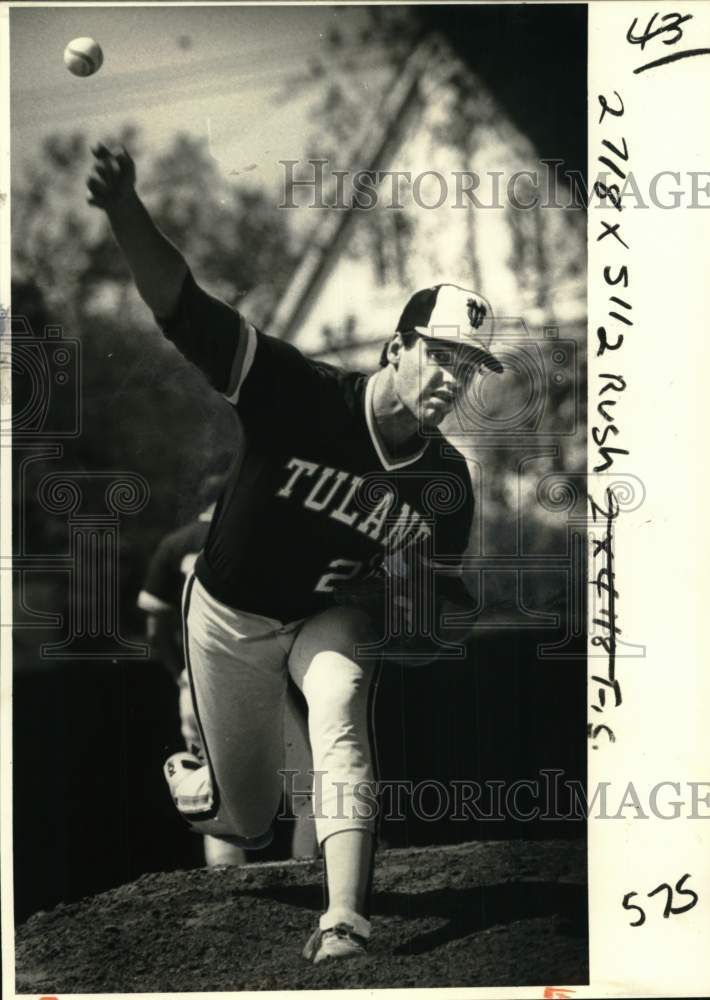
[623, 873, 698, 927]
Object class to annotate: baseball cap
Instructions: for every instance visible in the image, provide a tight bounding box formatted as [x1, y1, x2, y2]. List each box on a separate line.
[396, 284, 503, 373]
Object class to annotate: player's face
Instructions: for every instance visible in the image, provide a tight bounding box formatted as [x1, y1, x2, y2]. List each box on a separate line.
[394, 335, 482, 426]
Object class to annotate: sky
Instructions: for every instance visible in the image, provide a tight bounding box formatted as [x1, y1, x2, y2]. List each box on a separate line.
[10, 4, 356, 194]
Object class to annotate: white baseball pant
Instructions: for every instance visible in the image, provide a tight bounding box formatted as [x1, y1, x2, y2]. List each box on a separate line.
[176, 575, 380, 847]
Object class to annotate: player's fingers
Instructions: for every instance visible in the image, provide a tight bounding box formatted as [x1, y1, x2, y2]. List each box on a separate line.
[115, 146, 135, 176]
[95, 159, 119, 182]
[91, 142, 113, 160]
[86, 176, 107, 198]
[87, 168, 107, 185]
[93, 162, 111, 182]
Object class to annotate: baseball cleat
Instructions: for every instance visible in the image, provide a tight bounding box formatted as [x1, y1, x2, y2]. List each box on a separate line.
[303, 911, 370, 964]
[164, 751, 213, 815]
[163, 752, 274, 847]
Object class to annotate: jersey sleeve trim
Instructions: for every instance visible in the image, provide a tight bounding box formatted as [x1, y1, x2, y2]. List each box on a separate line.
[223, 319, 258, 404]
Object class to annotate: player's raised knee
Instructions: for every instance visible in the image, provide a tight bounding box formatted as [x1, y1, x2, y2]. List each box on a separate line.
[295, 605, 379, 661]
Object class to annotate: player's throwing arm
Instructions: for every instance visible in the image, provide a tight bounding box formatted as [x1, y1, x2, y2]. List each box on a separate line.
[87, 144, 187, 318]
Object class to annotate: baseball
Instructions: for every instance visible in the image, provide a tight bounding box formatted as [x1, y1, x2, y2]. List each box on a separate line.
[63, 37, 103, 77]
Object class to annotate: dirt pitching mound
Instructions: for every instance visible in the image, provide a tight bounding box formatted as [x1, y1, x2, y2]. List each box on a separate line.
[15, 840, 587, 992]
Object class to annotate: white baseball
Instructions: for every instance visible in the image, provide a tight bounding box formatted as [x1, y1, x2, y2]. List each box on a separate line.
[63, 37, 103, 78]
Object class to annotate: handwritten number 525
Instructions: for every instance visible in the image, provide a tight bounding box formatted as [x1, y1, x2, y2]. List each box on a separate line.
[623, 873, 698, 926]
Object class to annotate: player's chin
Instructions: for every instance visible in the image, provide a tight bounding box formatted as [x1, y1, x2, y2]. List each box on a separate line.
[419, 399, 452, 426]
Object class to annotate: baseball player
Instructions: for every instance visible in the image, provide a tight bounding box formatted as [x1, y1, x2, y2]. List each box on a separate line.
[87, 142, 502, 963]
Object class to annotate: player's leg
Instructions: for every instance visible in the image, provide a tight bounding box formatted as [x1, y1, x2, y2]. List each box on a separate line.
[202, 834, 246, 866]
[288, 606, 380, 961]
[166, 575, 289, 845]
[177, 672, 247, 866]
[178, 670, 202, 758]
[283, 681, 318, 859]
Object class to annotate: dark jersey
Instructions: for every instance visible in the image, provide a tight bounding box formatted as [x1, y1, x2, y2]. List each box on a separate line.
[157, 271, 475, 623]
[138, 518, 211, 614]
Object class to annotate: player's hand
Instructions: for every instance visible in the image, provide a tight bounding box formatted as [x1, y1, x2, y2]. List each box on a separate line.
[86, 143, 136, 210]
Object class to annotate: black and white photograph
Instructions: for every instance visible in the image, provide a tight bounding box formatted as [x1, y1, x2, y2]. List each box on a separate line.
[1, 2, 708, 998]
